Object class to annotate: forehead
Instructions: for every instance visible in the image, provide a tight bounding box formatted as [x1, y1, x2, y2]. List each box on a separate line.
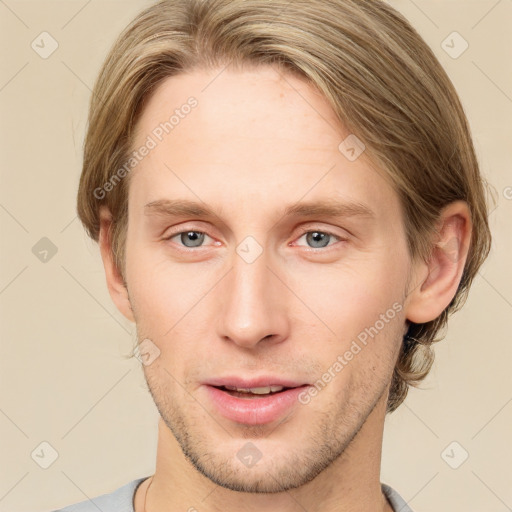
[129, 66, 399, 219]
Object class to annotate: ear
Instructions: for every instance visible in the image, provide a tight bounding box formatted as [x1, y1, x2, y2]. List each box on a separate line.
[98, 205, 135, 323]
[404, 200, 472, 324]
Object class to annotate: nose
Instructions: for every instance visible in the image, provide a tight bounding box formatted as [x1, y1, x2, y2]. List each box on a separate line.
[215, 248, 290, 349]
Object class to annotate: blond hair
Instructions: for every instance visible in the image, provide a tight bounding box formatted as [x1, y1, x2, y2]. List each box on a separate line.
[77, 0, 493, 413]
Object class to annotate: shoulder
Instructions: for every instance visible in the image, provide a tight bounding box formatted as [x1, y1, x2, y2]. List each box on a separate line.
[51, 476, 149, 512]
[381, 483, 415, 512]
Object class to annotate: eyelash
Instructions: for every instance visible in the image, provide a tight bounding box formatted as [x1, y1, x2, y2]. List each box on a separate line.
[163, 228, 346, 251]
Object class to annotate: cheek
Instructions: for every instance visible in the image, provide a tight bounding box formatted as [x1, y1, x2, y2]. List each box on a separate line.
[288, 257, 407, 340]
[286, 258, 407, 393]
[126, 236, 199, 308]
[125, 243, 221, 359]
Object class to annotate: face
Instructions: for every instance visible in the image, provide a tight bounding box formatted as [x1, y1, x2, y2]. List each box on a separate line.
[123, 65, 411, 493]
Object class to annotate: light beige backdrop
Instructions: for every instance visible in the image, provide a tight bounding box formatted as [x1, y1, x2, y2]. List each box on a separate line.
[0, 1, 510, 511]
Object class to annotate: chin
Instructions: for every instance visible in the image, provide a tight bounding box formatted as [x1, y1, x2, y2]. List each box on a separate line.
[192, 460, 311, 493]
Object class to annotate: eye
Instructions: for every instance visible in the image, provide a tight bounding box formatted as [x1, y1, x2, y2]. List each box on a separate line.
[163, 228, 344, 250]
[295, 230, 343, 249]
[165, 230, 214, 248]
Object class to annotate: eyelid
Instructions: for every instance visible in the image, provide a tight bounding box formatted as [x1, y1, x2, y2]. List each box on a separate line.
[162, 221, 214, 239]
[295, 225, 346, 238]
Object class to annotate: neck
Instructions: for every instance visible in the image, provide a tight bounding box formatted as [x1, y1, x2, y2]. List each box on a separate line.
[135, 394, 393, 512]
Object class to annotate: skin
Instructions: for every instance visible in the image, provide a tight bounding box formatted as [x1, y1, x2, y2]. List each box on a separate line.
[98, 65, 472, 512]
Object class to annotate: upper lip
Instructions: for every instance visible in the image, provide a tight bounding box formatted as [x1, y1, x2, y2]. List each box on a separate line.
[205, 376, 309, 389]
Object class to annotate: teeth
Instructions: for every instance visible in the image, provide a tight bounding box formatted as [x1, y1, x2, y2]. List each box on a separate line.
[224, 385, 285, 394]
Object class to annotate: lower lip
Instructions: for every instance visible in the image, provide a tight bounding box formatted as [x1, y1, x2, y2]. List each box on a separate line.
[203, 385, 310, 425]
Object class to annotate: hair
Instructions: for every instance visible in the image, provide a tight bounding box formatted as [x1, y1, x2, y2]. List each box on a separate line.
[76, 0, 493, 413]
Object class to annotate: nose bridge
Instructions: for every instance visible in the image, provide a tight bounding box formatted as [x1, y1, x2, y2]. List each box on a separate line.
[216, 245, 289, 348]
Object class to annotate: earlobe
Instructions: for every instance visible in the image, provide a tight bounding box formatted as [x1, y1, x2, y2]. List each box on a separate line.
[98, 205, 135, 323]
[404, 201, 472, 324]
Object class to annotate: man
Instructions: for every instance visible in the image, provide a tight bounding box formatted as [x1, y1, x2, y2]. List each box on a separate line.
[53, 0, 492, 511]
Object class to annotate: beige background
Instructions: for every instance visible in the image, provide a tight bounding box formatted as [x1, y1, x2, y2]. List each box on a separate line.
[0, 1, 510, 511]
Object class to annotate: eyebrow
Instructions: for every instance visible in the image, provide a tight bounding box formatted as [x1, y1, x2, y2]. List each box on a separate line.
[144, 198, 375, 220]
[283, 199, 375, 219]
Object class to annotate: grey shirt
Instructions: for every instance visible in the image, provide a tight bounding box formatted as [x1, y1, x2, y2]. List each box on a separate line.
[52, 477, 414, 512]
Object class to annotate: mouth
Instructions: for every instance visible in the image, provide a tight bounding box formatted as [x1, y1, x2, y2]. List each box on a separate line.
[203, 382, 311, 425]
[212, 384, 295, 398]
